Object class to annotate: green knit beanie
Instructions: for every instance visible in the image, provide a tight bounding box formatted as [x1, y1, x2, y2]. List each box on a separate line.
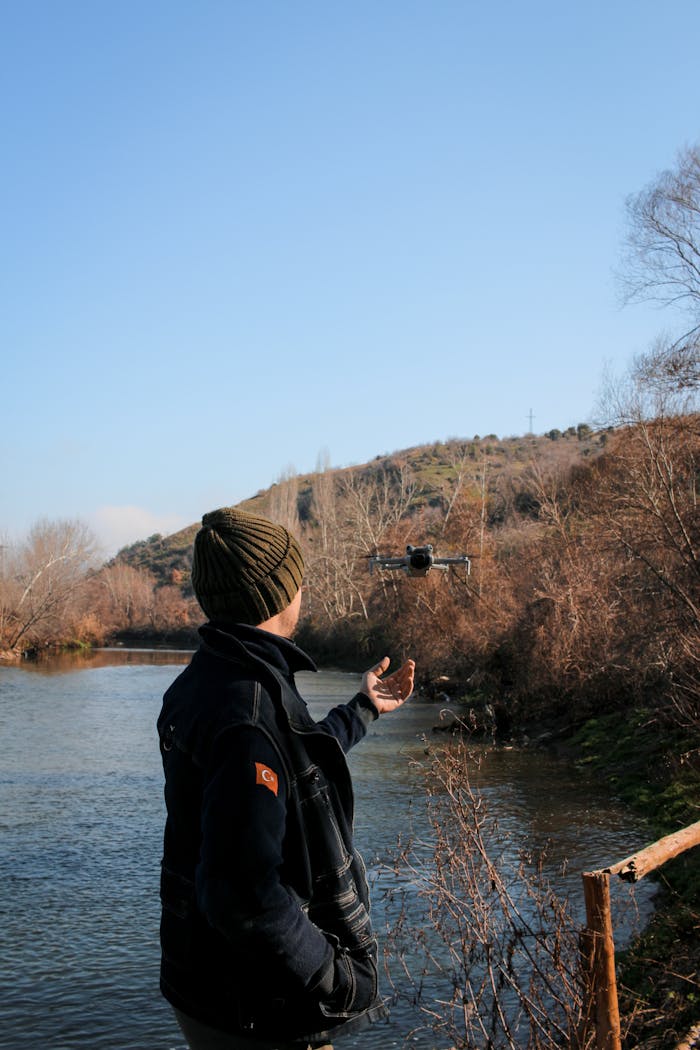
[191, 507, 304, 625]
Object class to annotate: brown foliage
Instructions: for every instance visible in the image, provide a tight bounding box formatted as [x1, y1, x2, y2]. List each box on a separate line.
[84, 562, 198, 637]
[0, 530, 200, 653]
[293, 388, 696, 746]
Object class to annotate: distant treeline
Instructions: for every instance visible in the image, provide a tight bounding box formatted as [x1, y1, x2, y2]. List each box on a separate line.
[2, 359, 697, 748]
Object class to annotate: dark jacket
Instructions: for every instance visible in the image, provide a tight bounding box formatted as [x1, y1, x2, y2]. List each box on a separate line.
[157, 622, 388, 1045]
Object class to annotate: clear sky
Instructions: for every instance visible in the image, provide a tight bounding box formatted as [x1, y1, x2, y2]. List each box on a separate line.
[2, 1, 699, 556]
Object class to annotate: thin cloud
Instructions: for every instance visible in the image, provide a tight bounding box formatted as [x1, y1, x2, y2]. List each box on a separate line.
[90, 505, 190, 558]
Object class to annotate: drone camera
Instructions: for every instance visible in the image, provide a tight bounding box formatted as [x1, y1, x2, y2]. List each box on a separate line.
[406, 544, 434, 576]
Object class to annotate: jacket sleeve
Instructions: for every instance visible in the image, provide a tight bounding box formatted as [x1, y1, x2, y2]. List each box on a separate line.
[194, 723, 335, 993]
[316, 693, 378, 754]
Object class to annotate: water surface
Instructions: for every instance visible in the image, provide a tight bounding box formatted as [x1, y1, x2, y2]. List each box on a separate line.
[0, 653, 654, 1049]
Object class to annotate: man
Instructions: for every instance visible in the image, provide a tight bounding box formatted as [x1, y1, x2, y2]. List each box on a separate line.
[158, 507, 415, 1050]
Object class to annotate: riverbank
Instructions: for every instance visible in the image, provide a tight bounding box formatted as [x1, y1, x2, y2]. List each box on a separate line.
[419, 686, 700, 1047]
[496, 697, 700, 1048]
[567, 710, 700, 1048]
[0, 627, 200, 665]
[346, 648, 700, 1045]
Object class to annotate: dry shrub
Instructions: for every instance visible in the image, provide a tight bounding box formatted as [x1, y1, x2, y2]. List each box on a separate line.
[69, 611, 108, 646]
[384, 741, 592, 1049]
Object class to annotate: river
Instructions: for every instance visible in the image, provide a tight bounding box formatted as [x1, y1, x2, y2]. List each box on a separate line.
[0, 650, 655, 1049]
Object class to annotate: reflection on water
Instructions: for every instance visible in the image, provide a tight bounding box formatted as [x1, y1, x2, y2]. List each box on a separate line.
[0, 654, 655, 1050]
[15, 646, 194, 675]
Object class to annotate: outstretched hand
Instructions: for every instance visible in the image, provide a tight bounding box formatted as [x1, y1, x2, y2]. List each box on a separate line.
[361, 656, 415, 715]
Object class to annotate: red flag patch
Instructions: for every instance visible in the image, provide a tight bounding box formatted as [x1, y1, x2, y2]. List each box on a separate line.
[255, 762, 279, 796]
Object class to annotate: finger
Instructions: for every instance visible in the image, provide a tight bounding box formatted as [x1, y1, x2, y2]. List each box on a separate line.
[396, 664, 414, 696]
[371, 656, 391, 677]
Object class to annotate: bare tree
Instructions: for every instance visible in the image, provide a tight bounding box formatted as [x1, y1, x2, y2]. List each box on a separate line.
[593, 146, 700, 730]
[596, 343, 699, 634]
[306, 453, 368, 624]
[0, 519, 98, 650]
[0, 537, 13, 648]
[94, 562, 158, 631]
[632, 336, 699, 398]
[622, 145, 700, 321]
[151, 584, 195, 632]
[434, 442, 474, 528]
[267, 466, 300, 535]
[340, 461, 418, 616]
[621, 144, 700, 406]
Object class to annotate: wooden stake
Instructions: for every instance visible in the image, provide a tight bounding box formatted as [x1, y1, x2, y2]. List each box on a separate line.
[581, 870, 621, 1050]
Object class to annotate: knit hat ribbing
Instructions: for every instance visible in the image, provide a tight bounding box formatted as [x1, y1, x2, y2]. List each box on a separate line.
[191, 507, 304, 625]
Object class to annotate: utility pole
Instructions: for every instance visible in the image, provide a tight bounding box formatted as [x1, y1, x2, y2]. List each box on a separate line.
[478, 457, 487, 597]
[527, 408, 535, 433]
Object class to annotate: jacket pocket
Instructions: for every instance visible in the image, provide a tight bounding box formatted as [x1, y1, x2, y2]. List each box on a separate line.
[319, 943, 378, 1020]
[308, 880, 373, 951]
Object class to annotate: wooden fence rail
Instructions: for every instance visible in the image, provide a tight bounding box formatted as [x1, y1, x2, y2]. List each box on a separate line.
[580, 819, 700, 1050]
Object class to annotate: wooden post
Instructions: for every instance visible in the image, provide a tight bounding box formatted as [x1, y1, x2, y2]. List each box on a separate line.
[579, 821, 700, 1047]
[581, 870, 621, 1050]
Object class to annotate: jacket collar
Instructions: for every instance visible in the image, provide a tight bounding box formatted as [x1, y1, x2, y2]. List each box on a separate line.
[198, 622, 324, 735]
[199, 621, 317, 678]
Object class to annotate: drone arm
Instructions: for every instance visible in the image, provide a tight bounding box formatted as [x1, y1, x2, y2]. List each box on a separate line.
[433, 555, 472, 573]
[370, 556, 408, 572]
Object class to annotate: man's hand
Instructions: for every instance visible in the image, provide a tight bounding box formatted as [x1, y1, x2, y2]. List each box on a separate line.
[361, 657, 415, 714]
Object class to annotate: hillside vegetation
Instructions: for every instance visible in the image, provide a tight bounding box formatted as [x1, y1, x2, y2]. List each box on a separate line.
[116, 423, 602, 589]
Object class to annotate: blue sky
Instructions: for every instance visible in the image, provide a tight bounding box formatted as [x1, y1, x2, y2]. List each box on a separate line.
[2, 1, 699, 556]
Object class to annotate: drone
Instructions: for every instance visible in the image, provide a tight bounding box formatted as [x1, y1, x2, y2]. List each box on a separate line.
[369, 544, 471, 578]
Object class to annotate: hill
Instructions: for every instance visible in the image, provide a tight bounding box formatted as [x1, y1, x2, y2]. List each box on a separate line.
[111, 425, 605, 584]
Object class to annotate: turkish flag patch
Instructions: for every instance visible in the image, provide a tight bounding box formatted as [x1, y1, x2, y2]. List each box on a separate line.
[255, 762, 279, 796]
